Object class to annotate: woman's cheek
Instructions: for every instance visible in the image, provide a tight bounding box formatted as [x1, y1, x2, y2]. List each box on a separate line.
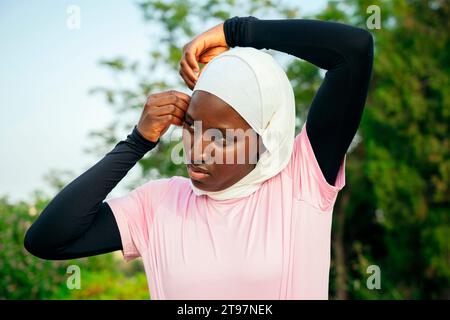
[222, 139, 248, 165]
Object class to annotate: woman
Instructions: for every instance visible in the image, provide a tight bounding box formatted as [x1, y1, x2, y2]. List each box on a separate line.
[24, 16, 374, 299]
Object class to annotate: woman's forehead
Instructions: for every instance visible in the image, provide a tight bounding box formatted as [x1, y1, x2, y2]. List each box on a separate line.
[189, 90, 250, 129]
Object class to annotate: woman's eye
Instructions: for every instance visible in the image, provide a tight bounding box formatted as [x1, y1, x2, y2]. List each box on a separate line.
[183, 121, 194, 131]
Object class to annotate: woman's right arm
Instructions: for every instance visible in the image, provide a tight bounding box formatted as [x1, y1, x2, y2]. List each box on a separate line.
[24, 125, 157, 260]
[24, 90, 190, 260]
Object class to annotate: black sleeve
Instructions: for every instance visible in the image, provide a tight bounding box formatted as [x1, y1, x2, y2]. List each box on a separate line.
[24, 126, 158, 260]
[224, 16, 374, 185]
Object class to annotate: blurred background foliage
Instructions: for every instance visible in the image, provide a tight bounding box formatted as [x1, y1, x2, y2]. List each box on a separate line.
[1, 0, 448, 299]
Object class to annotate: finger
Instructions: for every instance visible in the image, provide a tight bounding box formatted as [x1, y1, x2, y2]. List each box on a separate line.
[149, 92, 190, 111]
[151, 104, 185, 120]
[174, 90, 191, 101]
[198, 56, 211, 64]
[179, 69, 195, 90]
[164, 86, 191, 105]
[158, 114, 184, 127]
[180, 59, 198, 85]
[198, 52, 214, 64]
[198, 46, 227, 64]
[168, 88, 191, 105]
[160, 113, 185, 137]
[185, 50, 200, 79]
[179, 69, 196, 90]
[151, 104, 185, 119]
[147, 89, 191, 104]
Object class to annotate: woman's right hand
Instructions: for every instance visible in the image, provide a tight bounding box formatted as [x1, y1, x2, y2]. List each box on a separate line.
[137, 90, 191, 142]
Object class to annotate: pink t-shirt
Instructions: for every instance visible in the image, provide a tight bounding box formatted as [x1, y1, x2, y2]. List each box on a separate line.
[106, 122, 346, 300]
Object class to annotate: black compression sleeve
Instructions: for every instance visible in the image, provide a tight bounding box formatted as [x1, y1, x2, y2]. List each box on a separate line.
[224, 16, 374, 185]
[24, 18, 373, 260]
[24, 126, 158, 260]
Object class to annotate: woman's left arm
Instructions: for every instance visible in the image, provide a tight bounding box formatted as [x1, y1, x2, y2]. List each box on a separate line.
[224, 16, 374, 186]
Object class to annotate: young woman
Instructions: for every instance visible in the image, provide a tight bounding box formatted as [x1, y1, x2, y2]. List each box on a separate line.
[24, 16, 374, 299]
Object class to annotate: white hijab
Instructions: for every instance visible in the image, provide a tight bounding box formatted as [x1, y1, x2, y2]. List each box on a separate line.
[188, 47, 296, 200]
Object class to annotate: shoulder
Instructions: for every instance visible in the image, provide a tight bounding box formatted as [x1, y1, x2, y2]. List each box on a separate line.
[140, 175, 190, 191]
[280, 123, 346, 212]
[139, 175, 192, 200]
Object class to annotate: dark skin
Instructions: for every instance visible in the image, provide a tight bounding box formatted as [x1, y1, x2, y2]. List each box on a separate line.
[137, 22, 265, 192]
[136, 89, 263, 192]
[174, 22, 266, 191]
[182, 90, 264, 192]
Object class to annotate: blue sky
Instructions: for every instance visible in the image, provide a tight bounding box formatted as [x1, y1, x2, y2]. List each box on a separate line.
[0, 0, 326, 202]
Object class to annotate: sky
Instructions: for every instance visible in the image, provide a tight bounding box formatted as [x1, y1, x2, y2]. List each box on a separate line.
[0, 0, 327, 202]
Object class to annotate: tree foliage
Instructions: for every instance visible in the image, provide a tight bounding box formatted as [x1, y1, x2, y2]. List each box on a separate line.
[2, 0, 448, 299]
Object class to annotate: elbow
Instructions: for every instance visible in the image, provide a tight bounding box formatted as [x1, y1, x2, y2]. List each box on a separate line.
[24, 226, 56, 260]
[23, 227, 42, 258]
[341, 27, 374, 72]
[352, 28, 374, 61]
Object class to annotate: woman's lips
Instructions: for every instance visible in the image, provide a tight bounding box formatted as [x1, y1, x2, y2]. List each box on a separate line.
[187, 164, 210, 180]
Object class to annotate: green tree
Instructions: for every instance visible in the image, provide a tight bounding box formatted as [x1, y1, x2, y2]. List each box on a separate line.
[0, 195, 67, 299]
[90, 0, 449, 299]
[359, 0, 449, 299]
[6, 0, 447, 299]
[1, 171, 148, 299]
[320, 0, 449, 299]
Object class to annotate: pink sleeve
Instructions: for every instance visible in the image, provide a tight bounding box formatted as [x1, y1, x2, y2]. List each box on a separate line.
[284, 121, 346, 212]
[105, 178, 171, 261]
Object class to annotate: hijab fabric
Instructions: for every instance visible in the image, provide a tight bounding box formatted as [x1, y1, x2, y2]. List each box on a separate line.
[188, 47, 296, 200]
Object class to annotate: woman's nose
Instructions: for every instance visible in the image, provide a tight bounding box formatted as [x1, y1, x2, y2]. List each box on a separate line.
[191, 132, 207, 164]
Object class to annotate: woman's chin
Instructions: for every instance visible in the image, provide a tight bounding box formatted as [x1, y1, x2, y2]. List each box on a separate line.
[190, 178, 221, 192]
[191, 178, 209, 189]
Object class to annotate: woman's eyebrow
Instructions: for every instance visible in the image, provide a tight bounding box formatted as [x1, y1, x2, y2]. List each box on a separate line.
[185, 113, 231, 135]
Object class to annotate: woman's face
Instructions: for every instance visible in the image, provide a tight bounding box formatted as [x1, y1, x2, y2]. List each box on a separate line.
[182, 90, 264, 192]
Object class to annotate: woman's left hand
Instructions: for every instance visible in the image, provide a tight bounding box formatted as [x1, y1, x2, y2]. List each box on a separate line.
[179, 22, 229, 90]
